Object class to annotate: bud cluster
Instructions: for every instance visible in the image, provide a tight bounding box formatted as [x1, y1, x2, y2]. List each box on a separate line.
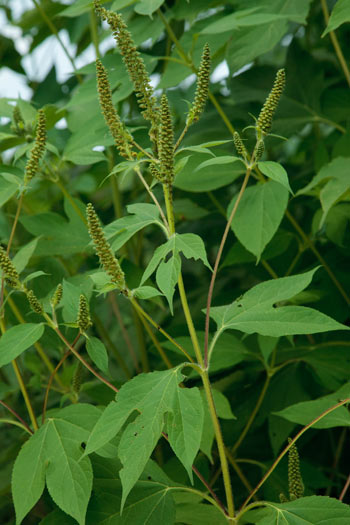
[26, 289, 44, 315]
[188, 43, 211, 125]
[257, 69, 285, 135]
[288, 438, 304, 500]
[86, 203, 126, 291]
[94, 1, 157, 129]
[23, 109, 47, 188]
[96, 59, 134, 159]
[77, 294, 92, 333]
[50, 283, 63, 308]
[158, 95, 175, 184]
[233, 132, 248, 160]
[0, 246, 20, 287]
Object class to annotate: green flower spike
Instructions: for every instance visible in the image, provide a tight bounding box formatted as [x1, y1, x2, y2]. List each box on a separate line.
[96, 59, 134, 159]
[23, 109, 47, 188]
[188, 43, 211, 125]
[94, 1, 158, 132]
[0, 246, 20, 287]
[11, 106, 25, 136]
[86, 203, 127, 292]
[254, 139, 265, 161]
[26, 290, 43, 315]
[233, 131, 248, 160]
[50, 283, 63, 308]
[77, 294, 92, 334]
[159, 94, 175, 184]
[72, 361, 84, 395]
[288, 438, 304, 500]
[257, 68, 285, 136]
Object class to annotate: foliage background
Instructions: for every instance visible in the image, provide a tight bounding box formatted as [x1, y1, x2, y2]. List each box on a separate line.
[0, 0, 350, 523]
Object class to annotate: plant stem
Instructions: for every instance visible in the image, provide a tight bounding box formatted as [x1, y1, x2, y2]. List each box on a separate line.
[89, 8, 100, 60]
[5, 293, 63, 387]
[42, 350, 70, 424]
[135, 307, 173, 369]
[12, 359, 38, 431]
[130, 298, 194, 362]
[204, 168, 252, 368]
[238, 397, 350, 513]
[0, 399, 33, 435]
[320, 0, 350, 87]
[232, 373, 271, 454]
[162, 183, 203, 366]
[32, 0, 83, 83]
[0, 193, 23, 317]
[55, 179, 87, 224]
[109, 293, 140, 372]
[285, 209, 350, 305]
[134, 166, 169, 229]
[43, 314, 119, 393]
[191, 464, 228, 515]
[339, 473, 350, 501]
[225, 450, 257, 500]
[131, 304, 149, 372]
[200, 371, 235, 518]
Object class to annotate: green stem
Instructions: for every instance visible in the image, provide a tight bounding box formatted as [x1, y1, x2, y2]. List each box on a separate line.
[135, 308, 173, 369]
[201, 371, 235, 518]
[12, 359, 38, 431]
[321, 0, 350, 87]
[238, 397, 350, 514]
[56, 179, 87, 224]
[130, 297, 194, 362]
[162, 183, 203, 366]
[0, 399, 33, 434]
[131, 304, 149, 372]
[232, 373, 271, 455]
[285, 209, 350, 305]
[89, 8, 100, 60]
[32, 0, 83, 83]
[204, 168, 252, 368]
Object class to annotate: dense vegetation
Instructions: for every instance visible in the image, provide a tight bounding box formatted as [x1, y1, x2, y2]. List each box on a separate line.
[1, 1, 350, 523]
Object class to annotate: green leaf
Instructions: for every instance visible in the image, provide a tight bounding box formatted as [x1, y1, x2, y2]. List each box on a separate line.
[175, 502, 228, 525]
[258, 161, 293, 193]
[274, 382, 350, 429]
[201, 9, 287, 34]
[12, 425, 47, 525]
[209, 268, 349, 337]
[86, 336, 109, 376]
[174, 152, 245, 192]
[84, 368, 203, 510]
[87, 478, 176, 525]
[156, 254, 181, 314]
[166, 386, 204, 482]
[12, 408, 95, 525]
[141, 233, 211, 287]
[200, 389, 235, 462]
[0, 173, 20, 207]
[132, 286, 163, 299]
[12, 238, 39, 274]
[322, 0, 350, 36]
[297, 157, 350, 227]
[105, 203, 165, 253]
[134, 0, 164, 16]
[194, 156, 242, 172]
[0, 323, 44, 367]
[229, 181, 289, 261]
[245, 495, 350, 524]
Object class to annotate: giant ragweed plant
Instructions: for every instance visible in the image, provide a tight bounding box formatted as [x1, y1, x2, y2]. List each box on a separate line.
[1, 1, 350, 525]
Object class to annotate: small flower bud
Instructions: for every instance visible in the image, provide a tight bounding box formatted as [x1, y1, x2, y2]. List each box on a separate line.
[86, 203, 127, 291]
[257, 69, 285, 135]
[254, 140, 265, 161]
[288, 438, 304, 500]
[72, 361, 84, 394]
[233, 132, 248, 159]
[50, 283, 63, 308]
[0, 246, 20, 285]
[94, 1, 158, 133]
[23, 109, 47, 188]
[77, 294, 92, 333]
[96, 59, 135, 159]
[26, 289, 43, 315]
[159, 94, 175, 184]
[188, 43, 211, 124]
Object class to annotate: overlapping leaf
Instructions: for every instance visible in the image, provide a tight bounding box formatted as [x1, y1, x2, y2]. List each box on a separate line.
[209, 268, 349, 338]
